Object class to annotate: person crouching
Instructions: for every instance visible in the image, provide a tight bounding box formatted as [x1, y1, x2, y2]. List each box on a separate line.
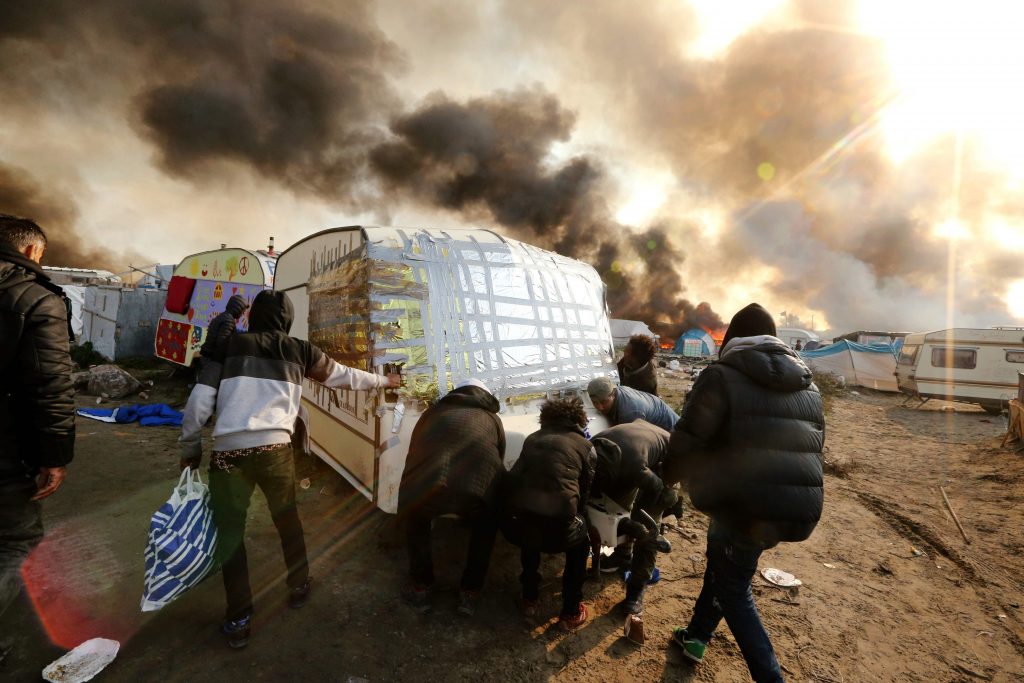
[397, 378, 506, 617]
[500, 397, 595, 630]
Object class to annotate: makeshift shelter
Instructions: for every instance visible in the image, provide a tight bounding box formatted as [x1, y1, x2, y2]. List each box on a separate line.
[81, 286, 166, 360]
[57, 284, 86, 338]
[673, 328, 716, 357]
[799, 340, 899, 392]
[610, 319, 657, 348]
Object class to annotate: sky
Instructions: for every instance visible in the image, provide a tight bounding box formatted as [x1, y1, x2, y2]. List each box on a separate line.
[2, 0, 1023, 337]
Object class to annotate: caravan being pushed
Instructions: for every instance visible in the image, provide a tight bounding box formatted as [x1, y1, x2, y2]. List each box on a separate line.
[895, 327, 1024, 413]
[274, 226, 617, 514]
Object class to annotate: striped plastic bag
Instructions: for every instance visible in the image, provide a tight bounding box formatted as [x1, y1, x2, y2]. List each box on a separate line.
[140, 467, 218, 612]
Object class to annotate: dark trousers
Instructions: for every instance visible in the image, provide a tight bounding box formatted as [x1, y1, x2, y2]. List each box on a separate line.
[503, 513, 589, 618]
[0, 473, 43, 626]
[625, 512, 661, 594]
[686, 521, 783, 683]
[405, 493, 498, 591]
[209, 445, 308, 621]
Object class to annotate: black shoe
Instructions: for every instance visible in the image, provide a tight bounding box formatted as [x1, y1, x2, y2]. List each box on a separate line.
[401, 583, 433, 613]
[288, 577, 312, 609]
[620, 588, 644, 615]
[457, 589, 481, 618]
[222, 615, 252, 649]
[600, 551, 632, 574]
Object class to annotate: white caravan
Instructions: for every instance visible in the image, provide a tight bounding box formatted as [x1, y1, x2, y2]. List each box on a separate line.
[895, 327, 1024, 413]
[777, 327, 820, 350]
[274, 226, 616, 514]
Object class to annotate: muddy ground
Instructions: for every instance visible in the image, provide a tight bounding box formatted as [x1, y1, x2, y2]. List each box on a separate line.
[4, 365, 1024, 682]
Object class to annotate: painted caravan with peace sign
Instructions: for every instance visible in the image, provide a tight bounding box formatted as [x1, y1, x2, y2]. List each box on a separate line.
[154, 243, 278, 367]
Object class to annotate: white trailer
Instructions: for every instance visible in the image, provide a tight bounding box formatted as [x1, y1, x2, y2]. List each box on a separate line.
[895, 327, 1024, 413]
[274, 226, 617, 514]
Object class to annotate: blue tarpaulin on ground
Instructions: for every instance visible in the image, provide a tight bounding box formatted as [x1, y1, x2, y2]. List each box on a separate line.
[77, 403, 184, 427]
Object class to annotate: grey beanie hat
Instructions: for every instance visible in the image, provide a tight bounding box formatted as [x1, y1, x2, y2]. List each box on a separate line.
[587, 377, 616, 400]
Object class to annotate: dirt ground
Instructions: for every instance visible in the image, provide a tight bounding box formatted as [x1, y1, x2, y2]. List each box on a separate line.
[4, 365, 1024, 682]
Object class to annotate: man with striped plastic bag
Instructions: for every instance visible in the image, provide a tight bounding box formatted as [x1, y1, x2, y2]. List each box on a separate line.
[179, 290, 400, 649]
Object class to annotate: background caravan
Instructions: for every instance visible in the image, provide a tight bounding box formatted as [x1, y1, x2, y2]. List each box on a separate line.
[895, 327, 1024, 414]
[274, 226, 616, 514]
[155, 246, 277, 366]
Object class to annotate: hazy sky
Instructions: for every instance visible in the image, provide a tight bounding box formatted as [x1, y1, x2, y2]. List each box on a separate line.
[2, 0, 1022, 335]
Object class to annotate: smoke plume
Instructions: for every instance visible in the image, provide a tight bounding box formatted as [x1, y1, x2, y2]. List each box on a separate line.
[370, 87, 722, 332]
[0, 162, 146, 272]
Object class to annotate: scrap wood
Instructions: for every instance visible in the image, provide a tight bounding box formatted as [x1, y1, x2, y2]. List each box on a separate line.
[940, 486, 972, 545]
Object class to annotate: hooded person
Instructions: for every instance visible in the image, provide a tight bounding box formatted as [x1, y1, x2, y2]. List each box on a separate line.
[199, 294, 249, 364]
[663, 303, 824, 681]
[590, 420, 678, 614]
[397, 378, 506, 617]
[179, 290, 400, 649]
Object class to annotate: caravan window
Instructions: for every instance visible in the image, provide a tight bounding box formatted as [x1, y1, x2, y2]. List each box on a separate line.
[930, 347, 976, 369]
[1007, 350, 1024, 363]
[898, 345, 920, 365]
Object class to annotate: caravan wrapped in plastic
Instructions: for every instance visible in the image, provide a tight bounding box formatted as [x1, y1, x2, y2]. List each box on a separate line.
[275, 226, 617, 512]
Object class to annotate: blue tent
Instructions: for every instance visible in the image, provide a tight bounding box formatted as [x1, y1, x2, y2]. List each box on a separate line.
[673, 328, 716, 357]
[798, 340, 899, 391]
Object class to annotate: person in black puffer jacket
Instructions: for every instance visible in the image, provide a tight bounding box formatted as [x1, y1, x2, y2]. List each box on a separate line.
[397, 378, 506, 617]
[591, 420, 678, 614]
[0, 216, 75, 641]
[664, 303, 824, 683]
[501, 397, 594, 631]
[199, 294, 249, 364]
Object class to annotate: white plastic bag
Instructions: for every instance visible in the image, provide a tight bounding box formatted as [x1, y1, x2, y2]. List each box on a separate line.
[140, 468, 218, 612]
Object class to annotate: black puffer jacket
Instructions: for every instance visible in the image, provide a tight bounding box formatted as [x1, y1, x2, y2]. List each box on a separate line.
[199, 294, 248, 363]
[665, 337, 824, 545]
[398, 385, 506, 514]
[0, 243, 75, 475]
[591, 420, 671, 516]
[618, 358, 658, 395]
[503, 419, 594, 520]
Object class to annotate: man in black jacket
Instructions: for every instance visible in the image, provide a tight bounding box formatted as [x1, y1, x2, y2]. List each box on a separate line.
[500, 397, 595, 631]
[398, 378, 506, 617]
[0, 215, 75, 655]
[664, 303, 824, 682]
[591, 420, 677, 614]
[617, 334, 659, 395]
[199, 294, 248, 364]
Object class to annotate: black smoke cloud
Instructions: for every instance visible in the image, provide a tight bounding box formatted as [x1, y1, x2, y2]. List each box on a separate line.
[0, 162, 146, 271]
[370, 87, 722, 334]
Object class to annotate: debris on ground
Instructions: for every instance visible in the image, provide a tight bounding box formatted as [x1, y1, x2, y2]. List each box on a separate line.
[42, 638, 120, 683]
[85, 364, 142, 399]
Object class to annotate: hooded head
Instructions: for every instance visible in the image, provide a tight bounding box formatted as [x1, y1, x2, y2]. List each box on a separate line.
[225, 294, 249, 318]
[720, 303, 776, 357]
[248, 290, 293, 334]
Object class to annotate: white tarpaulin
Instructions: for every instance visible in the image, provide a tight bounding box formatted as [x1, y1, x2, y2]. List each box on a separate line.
[799, 340, 899, 392]
[59, 284, 85, 338]
[610, 319, 657, 347]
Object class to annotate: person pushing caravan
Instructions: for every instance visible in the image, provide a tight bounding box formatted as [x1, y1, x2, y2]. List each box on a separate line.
[180, 290, 400, 649]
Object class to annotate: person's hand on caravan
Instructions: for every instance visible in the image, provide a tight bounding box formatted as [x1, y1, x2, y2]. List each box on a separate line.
[385, 372, 402, 388]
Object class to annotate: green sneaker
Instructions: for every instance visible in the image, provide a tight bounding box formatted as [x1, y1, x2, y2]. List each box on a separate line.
[671, 627, 706, 664]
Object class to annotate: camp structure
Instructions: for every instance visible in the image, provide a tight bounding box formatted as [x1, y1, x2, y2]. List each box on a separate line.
[155, 247, 277, 366]
[609, 319, 658, 349]
[673, 328, 716, 357]
[777, 327, 820, 349]
[833, 330, 909, 346]
[895, 327, 1024, 414]
[78, 286, 166, 360]
[799, 340, 899, 392]
[274, 226, 616, 513]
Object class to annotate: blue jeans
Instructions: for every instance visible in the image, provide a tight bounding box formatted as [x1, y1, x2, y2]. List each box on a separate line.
[686, 521, 784, 683]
